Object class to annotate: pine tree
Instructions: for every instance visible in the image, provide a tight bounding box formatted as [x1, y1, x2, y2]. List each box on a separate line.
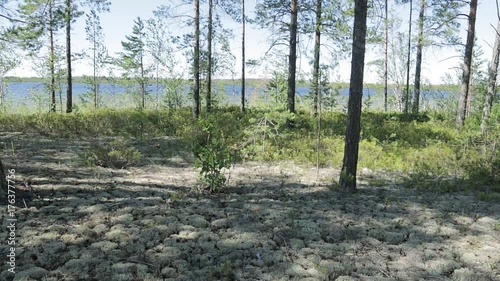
[481, 21, 500, 133]
[84, 9, 108, 108]
[456, 0, 478, 127]
[119, 17, 148, 109]
[193, 0, 201, 118]
[13, 0, 65, 112]
[339, 0, 368, 192]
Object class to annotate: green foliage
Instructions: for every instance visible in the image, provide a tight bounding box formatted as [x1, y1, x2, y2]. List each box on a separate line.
[1, 108, 498, 196]
[83, 8, 109, 109]
[264, 71, 288, 109]
[193, 117, 234, 193]
[208, 260, 235, 281]
[77, 138, 142, 169]
[407, 142, 459, 176]
[475, 191, 500, 203]
[305, 65, 337, 112]
[118, 17, 149, 109]
[458, 139, 500, 190]
[241, 110, 294, 161]
[0, 108, 193, 139]
[494, 223, 500, 231]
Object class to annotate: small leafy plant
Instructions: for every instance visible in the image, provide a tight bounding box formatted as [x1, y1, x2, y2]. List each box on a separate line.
[77, 138, 142, 169]
[193, 118, 233, 193]
[208, 260, 235, 281]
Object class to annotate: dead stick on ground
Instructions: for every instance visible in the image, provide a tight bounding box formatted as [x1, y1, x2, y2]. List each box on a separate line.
[275, 233, 293, 261]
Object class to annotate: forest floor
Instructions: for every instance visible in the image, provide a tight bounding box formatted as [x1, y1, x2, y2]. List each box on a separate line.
[0, 132, 499, 281]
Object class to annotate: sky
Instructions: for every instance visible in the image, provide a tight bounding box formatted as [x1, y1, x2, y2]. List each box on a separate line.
[5, 0, 500, 85]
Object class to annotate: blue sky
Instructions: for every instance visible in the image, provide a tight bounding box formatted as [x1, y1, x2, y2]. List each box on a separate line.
[7, 0, 500, 85]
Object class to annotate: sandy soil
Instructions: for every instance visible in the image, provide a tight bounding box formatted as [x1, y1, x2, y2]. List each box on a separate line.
[0, 133, 499, 281]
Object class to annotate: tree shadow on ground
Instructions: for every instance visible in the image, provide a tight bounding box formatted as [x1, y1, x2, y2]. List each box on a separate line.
[0, 135, 498, 281]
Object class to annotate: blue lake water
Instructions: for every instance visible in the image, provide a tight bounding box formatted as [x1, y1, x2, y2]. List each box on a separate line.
[1, 81, 449, 109]
[2, 81, 379, 99]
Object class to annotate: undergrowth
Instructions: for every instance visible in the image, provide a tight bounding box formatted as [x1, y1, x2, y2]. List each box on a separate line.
[76, 138, 142, 169]
[1, 106, 498, 194]
[192, 116, 234, 193]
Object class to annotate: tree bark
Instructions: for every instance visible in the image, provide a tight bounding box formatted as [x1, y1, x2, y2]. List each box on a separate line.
[413, 0, 424, 114]
[456, 0, 478, 127]
[206, 0, 213, 113]
[384, 0, 388, 112]
[404, 0, 413, 114]
[49, 0, 56, 113]
[66, 0, 73, 113]
[93, 22, 98, 109]
[339, 0, 368, 193]
[287, 0, 298, 114]
[140, 50, 145, 109]
[241, 0, 246, 112]
[193, 0, 200, 118]
[312, 0, 322, 117]
[481, 21, 500, 133]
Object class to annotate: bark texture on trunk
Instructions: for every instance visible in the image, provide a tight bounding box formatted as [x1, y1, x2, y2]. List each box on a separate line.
[241, 0, 246, 112]
[413, 0, 424, 114]
[287, 0, 298, 114]
[312, 0, 322, 117]
[206, 0, 213, 113]
[456, 0, 478, 127]
[481, 21, 500, 133]
[384, 0, 388, 112]
[66, 0, 73, 113]
[339, 0, 368, 193]
[193, 0, 200, 118]
[404, 0, 413, 114]
[93, 31, 98, 108]
[49, 0, 56, 113]
[140, 54, 145, 109]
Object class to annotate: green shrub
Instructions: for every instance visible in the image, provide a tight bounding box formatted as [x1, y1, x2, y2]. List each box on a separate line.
[193, 117, 234, 193]
[76, 138, 142, 169]
[475, 191, 500, 202]
[406, 142, 459, 176]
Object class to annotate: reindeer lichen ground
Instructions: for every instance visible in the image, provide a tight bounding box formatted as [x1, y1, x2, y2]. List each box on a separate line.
[0, 133, 499, 281]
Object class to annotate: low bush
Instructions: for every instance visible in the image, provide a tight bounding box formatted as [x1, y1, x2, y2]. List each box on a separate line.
[2, 108, 498, 194]
[192, 117, 234, 193]
[76, 138, 142, 169]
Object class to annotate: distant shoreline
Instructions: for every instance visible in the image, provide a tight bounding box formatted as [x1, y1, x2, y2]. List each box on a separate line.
[1, 76, 455, 91]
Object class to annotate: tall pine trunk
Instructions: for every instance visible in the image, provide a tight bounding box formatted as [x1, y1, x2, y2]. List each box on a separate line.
[404, 0, 412, 114]
[384, 0, 388, 112]
[140, 53, 145, 109]
[66, 0, 72, 113]
[413, 0, 424, 114]
[93, 27, 98, 108]
[49, 0, 56, 113]
[481, 21, 500, 133]
[241, 0, 245, 112]
[287, 0, 298, 114]
[193, 0, 200, 118]
[339, 0, 368, 193]
[312, 0, 322, 117]
[456, 0, 478, 127]
[206, 0, 213, 113]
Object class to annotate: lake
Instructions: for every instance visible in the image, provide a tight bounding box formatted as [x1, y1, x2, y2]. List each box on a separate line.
[0, 81, 448, 110]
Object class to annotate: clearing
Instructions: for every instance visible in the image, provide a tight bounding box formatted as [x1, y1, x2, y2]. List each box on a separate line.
[0, 132, 499, 281]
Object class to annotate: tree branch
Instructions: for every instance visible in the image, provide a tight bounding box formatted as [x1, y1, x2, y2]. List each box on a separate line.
[0, 13, 26, 23]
